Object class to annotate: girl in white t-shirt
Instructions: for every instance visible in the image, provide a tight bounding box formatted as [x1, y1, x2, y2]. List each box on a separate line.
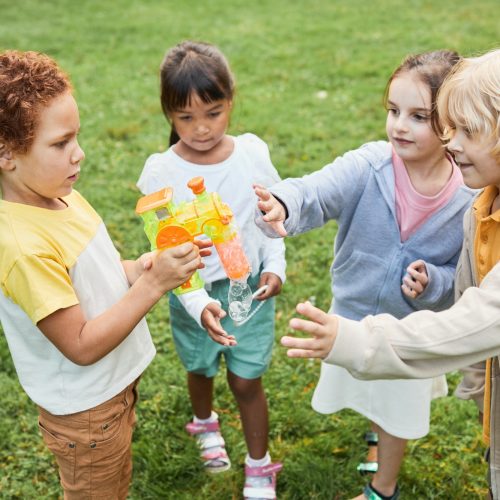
[137, 41, 285, 500]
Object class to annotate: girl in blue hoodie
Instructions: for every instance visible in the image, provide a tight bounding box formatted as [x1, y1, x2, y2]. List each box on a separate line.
[255, 50, 475, 500]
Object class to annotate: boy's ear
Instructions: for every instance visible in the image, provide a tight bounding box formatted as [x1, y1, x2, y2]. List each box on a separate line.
[0, 147, 15, 171]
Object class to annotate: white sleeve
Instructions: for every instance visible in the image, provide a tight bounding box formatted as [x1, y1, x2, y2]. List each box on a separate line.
[261, 237, 286, 284]
[325, 261, 500, 380]
[175, 288, 221, 328]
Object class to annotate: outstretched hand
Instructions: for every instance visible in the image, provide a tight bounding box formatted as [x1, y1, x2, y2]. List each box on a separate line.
[201, 302, 237, 347]
[254, 184, 287, 237]
[281, 301, 338, 359]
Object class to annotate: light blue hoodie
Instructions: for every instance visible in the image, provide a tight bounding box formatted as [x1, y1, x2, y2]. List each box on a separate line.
[257, 141, 476, 320]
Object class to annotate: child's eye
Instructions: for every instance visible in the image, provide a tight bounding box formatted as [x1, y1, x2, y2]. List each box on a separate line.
[179, 115, 192, 122]
[53, 139, 69, 148]
[387, 108, 398, 116]
[413, 114, 429, 122]
[209, 111, 221, 118]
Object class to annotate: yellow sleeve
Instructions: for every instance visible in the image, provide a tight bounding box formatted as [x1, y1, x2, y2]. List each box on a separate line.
[3, 254, 79, 324]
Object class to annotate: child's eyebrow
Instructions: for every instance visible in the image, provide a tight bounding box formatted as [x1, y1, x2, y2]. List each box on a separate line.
[51, 129, 79, 141]
[387, 100, 431, 113]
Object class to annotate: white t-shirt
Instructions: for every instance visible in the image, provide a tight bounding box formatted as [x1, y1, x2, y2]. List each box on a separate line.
[0, 191, 155, 415]
[137, 133, 286, 325]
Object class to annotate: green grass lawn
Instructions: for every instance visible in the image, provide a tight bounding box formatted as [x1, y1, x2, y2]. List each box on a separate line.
[0, 0, 498, 498]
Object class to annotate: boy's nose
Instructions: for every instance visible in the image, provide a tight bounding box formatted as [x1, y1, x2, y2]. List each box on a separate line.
[71, 143, 85, 163]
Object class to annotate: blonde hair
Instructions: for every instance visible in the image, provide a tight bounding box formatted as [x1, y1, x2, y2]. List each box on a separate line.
[438, 48, 500, 161]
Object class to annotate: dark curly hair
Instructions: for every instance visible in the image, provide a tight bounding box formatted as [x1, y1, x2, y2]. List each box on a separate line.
[0, 50, 71, 154]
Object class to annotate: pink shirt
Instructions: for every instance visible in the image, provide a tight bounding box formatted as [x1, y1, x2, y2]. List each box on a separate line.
[393, 149, 463, 241]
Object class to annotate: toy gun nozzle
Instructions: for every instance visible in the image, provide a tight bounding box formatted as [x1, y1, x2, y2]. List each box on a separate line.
[187, 176, 205, 195]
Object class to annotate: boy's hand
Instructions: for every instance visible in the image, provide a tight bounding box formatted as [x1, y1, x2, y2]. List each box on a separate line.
[201, 302, 237, 346]
[194, 239, 213, 264]
[134, 239, 212, 281]
[281, 301, 338, 358]
[148, 242, 202, 292]
[254, 184, 287, 237]
[401, 259, 428, 299]
[256, 272, 282, 300]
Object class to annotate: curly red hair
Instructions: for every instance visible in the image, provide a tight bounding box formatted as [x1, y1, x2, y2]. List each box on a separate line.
[0, 50, 71, 154]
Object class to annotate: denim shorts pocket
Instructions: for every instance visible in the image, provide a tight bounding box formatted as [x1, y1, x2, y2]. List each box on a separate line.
[38, 420, 77, 485]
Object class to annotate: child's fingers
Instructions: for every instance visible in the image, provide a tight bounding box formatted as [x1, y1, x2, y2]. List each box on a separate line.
[402, 274, 421, 291]
[275, 221, 287, 237]
[261, 203, 283, 221]
[401, 283, 417, 298]
[258, 199, 279, 216]
[170, 241, 196, 257]
[208, 330, 237, 346]
[406, 268, 428, 288]
[295, 301, 331, 326]
[280, 335, 323, 358]
[287, 348, 322, 358]
[253, 184, 271, 201]
[194, 239, 213, 249]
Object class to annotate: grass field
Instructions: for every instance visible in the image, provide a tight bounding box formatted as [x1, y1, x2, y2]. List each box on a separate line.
[0, 0, 498, 498]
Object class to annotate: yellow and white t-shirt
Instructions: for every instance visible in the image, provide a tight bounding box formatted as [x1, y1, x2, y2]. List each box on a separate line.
[0, 190, 155, 415]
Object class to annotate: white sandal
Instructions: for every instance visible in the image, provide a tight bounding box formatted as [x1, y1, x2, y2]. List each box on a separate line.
[185, 413, 231, 473]
[243, 462, 282, 499]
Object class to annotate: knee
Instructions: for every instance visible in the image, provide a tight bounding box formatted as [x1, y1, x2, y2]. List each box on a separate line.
[228, 375, 262, 403]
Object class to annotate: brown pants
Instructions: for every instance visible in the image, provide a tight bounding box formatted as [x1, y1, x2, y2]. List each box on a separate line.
[38, 379, 140, 500]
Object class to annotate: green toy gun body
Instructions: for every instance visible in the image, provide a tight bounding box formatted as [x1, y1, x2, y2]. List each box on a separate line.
[135, 176, 251, 295]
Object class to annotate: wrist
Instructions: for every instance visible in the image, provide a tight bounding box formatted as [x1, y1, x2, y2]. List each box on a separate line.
[133, 273, 166, 304]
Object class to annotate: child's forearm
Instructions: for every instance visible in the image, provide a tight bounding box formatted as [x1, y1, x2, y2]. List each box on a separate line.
[122, 258, 147, 285]
[37, 243, 201, 365]
[75, 274, 165, 364]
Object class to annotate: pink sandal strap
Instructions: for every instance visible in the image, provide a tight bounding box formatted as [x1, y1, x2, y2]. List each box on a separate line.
[185, 420, 221, 435]
[244, 462, 283, 477]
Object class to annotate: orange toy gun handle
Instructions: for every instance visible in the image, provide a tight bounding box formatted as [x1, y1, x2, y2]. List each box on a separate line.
[155, 224, 202, 294]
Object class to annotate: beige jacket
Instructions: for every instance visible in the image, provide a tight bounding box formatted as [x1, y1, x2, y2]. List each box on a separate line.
[326, 203, 500, 496]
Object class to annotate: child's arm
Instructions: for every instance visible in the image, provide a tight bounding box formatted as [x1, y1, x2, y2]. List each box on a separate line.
[254, 145, 373, 238]
[282, 262, 500, 380]
[121, 252, 155, 285]
[37, 242, 202, 366]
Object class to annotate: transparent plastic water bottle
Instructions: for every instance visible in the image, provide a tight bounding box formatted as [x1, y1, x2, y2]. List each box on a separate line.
[228, 279, 253, 321]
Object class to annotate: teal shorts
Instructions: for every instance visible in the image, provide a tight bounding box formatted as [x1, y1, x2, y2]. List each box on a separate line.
[169, 274, 275, 380]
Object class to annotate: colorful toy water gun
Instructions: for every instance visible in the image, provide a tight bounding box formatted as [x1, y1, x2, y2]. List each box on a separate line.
[135, 176, 251, 295]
